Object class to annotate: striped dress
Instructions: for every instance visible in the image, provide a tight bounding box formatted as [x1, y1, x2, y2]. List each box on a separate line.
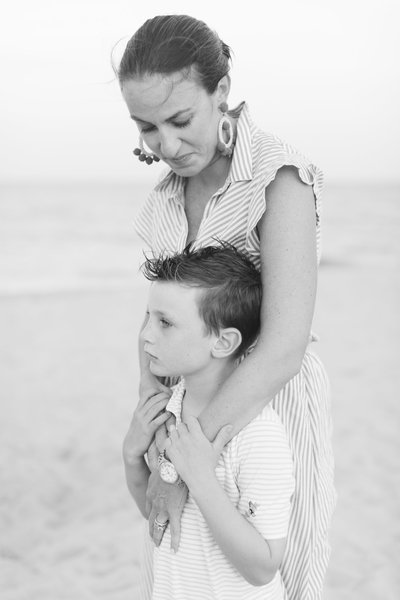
[135, 102, 336, 599]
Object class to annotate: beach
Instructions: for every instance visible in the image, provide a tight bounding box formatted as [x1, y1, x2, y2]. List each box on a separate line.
[1, 182, 399, 599]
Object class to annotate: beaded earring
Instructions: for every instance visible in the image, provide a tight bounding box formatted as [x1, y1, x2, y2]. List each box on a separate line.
[217, 101, 234, 157]
[133, 135, 160, 165]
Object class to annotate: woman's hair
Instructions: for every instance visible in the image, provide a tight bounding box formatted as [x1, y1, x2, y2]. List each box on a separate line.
[117, 14, 232, 93]
[142, 243, 261, 359]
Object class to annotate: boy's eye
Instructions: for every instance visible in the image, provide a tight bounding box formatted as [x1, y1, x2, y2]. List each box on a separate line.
[160, 318, 171, 328]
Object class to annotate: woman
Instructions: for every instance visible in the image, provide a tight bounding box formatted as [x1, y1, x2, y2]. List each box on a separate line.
[118, 14, 336, 600]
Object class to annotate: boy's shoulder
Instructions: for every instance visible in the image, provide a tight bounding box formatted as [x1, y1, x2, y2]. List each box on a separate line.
[221, 403, 293, 482]
[242, 403, 284, 432]
[228, 403, 289, 455]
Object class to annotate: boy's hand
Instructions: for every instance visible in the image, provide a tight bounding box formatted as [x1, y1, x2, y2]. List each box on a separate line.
[123, 390, 171, 464]
[139, 370, 170, 406]
[165, 417, 232, 489]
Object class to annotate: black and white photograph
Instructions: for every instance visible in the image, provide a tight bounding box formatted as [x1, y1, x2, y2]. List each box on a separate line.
[1, 1, 399, 598]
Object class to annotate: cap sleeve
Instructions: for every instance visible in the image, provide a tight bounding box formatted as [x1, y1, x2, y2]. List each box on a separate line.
[246, 151, 324, 262]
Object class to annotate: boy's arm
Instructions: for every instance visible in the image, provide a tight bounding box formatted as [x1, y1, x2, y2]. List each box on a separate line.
[190, 474, 286, 586]
[166, 416, 293, 586]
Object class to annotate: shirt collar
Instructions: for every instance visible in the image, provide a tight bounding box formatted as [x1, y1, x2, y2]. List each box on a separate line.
[229, 101, 253, 183]
[165, 378, 186, 425]
[154, 101, 254, 199]
[154, 170, 185, 204]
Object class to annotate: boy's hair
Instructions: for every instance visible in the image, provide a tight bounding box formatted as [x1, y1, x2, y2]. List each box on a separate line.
[142, 244, 261, 359]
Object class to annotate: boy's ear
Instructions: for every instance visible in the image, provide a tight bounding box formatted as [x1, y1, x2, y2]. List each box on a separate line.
[211, 327, 242, 359]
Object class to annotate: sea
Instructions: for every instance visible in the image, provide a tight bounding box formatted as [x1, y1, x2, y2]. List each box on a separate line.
[0, 181, 398, 295]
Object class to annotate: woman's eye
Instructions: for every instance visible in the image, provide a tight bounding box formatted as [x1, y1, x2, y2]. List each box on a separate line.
[160, 318, 171, 328]
[141, 119, 191, 134]
[174, 119, 191, 129]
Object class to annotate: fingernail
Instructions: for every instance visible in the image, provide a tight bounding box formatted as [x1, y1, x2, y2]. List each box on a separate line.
[170, 548, 176, 554]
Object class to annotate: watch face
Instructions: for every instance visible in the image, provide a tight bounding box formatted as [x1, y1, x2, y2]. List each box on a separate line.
[159, 460, 179, 484]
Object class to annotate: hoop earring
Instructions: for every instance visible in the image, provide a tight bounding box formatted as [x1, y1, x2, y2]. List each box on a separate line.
[133, 135, 160, 165]
[217, 102, 234, 157]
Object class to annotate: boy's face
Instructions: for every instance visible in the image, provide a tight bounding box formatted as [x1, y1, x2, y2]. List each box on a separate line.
[142, 281, 217, 379]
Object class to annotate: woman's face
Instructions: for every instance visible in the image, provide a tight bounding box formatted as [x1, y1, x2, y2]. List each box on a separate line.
[121, 69, 227, 177]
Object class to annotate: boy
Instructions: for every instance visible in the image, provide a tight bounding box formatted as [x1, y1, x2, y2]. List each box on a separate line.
[124, 245, 295, 599]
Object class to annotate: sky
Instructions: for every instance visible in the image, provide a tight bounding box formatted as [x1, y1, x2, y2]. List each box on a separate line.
[1, 0, 399, 184]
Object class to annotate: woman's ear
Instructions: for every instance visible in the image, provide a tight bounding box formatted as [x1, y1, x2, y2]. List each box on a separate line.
[211, 327, 242, 359]
[216, 75, 231, 104]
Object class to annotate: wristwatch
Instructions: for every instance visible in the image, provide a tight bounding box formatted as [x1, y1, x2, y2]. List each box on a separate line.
[157, 451, 181, 485]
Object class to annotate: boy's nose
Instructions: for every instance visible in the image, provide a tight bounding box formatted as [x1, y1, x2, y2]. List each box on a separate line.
[141, 320, 153, 344]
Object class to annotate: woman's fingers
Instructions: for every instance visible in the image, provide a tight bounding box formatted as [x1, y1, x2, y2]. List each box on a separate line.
[146, 471, 188, 549]
[169, 511, 182, 553]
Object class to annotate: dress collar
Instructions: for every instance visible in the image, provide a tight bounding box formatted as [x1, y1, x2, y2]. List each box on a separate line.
[228, 101, 253, 182]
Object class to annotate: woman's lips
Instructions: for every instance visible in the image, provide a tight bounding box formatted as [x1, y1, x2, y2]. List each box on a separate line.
[168, 153, 193, 166]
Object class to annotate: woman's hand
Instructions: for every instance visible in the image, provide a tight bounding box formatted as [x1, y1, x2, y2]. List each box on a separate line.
[123, 388, 171, 464]
[165, 417, 232, 491]
[146, 472, 189, 551]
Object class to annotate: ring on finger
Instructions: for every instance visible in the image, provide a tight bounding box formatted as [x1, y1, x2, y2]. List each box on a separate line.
[154, 516, 168, 532]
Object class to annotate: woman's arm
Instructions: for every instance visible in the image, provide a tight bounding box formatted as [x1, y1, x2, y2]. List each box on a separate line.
[198, 166, 318, 439]
[143, 166, 317, 549]
[124, 456, 150, 518]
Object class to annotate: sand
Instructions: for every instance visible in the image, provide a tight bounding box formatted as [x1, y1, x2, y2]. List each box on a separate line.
[0, 183, 399, 599]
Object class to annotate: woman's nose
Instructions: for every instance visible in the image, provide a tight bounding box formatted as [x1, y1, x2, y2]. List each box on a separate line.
[158, 129, 181, 159]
